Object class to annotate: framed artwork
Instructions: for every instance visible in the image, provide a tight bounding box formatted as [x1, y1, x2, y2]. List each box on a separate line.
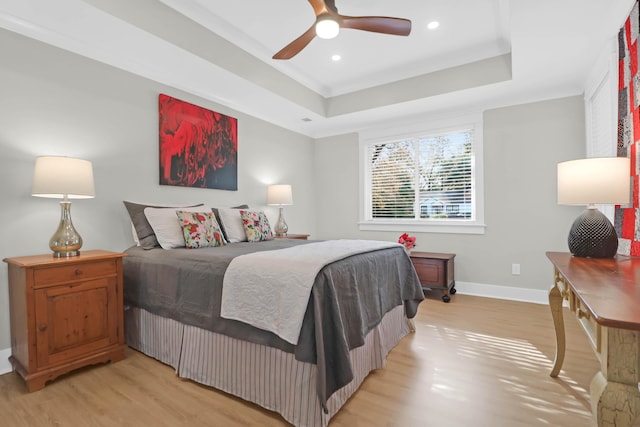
[159, 94, 238, 190]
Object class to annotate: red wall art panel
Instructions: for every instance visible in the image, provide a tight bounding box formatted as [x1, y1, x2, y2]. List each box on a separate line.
[616, 1, 639, 255]
[159, 94, 238, 190]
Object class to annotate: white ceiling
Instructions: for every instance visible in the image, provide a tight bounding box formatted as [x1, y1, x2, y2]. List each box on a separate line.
[0, 0, 635, 138]
[162, 0, 511, 97]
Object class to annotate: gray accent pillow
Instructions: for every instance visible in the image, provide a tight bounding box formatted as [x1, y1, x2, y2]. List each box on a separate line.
[123, 201, 204, 249]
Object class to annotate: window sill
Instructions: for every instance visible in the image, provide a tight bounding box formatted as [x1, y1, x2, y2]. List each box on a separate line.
[358, 220, 486, 235]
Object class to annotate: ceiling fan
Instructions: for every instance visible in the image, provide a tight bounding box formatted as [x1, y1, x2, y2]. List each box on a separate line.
[273, 0, 412, 60]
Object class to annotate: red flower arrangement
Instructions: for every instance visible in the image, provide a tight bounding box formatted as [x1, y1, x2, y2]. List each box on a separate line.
[398, 233, 416, 251]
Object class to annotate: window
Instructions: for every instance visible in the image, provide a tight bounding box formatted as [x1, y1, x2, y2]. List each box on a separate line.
[584, 38, 618, 222]
[360, 116, 485, 234]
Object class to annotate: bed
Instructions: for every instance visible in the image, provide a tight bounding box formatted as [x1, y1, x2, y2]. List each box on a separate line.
[121, 203, 424, 426]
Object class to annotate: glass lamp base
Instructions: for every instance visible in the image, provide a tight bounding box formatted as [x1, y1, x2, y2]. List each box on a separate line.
[50, 201, 83, 258]
[274, 206, 288, 237]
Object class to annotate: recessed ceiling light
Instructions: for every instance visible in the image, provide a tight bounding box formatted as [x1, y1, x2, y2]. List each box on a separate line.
[331, 54, 341, 61]
[427, 21, 440, 30]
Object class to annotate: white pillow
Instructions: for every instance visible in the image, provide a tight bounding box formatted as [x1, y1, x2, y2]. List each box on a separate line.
[217, 208, 248, 243]
[144, 206, 210, 249]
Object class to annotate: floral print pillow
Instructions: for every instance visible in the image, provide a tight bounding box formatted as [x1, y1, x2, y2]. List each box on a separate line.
[176, 211, 226, 249]
[239, 210, 273, 242]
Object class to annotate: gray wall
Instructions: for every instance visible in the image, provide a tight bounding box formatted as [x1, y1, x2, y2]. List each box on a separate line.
[0, 30, 315, 350]
[314, 97, 586, 293]
[0, 27, 588, 353]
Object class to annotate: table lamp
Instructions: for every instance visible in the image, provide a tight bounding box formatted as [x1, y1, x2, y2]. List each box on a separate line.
[32, 156, 95, 257]
[267, 184, 293, 237]
[557, 157, 630, 258]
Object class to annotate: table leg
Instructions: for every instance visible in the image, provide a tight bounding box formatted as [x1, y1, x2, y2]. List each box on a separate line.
[591, 371, 640, 427]
[548, 283, 565, 378]
[589, 328, 640, 426]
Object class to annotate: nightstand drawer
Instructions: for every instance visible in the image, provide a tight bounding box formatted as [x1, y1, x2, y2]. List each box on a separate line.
[411, 258, 444, 286]
[33, 259, 117, 288]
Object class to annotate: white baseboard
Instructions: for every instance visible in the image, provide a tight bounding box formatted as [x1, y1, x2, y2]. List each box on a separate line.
[0, 348, 12, 375]
[453, 281, 549, 305]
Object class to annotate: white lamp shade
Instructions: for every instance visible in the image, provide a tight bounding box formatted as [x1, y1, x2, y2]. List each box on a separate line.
[267, 184, 293, 205]
[32, 156, 95, 199]
[557, 157, 630, 205]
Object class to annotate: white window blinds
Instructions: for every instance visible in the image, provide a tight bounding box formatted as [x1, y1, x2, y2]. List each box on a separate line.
[367, 129, 474, 221]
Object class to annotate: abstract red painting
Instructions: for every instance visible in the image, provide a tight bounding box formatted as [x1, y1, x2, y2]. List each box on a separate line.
[159, 94, 238, 190]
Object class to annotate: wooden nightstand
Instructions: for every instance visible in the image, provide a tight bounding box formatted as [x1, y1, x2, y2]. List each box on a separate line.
[409, 252, 456, 303]
[273, 234, 310, 240]
[4, 250, 127, 391]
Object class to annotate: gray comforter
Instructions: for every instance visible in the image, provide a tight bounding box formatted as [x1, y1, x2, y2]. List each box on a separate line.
[123, 239, 424, 409]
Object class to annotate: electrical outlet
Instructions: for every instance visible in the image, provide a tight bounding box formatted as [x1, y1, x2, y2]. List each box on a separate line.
[512, 263, 521, 275]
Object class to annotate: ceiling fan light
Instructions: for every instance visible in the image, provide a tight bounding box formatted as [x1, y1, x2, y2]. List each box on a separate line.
[316, 18, 339, 39]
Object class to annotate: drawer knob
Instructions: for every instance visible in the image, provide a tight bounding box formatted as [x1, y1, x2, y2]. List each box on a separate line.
[38, 324, 47, 332]
[75, 269, 82, 275]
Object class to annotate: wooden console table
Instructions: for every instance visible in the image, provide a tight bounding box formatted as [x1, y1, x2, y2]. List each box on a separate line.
[547, 252, 640, 427]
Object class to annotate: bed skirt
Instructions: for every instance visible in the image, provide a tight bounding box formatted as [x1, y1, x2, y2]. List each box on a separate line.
[124, 305, 411, 427]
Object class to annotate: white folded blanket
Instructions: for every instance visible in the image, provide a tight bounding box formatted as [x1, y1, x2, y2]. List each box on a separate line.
[220, 239, 402, 344]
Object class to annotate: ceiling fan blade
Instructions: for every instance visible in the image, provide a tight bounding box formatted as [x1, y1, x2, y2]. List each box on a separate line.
[308, 0, 329, 16]
[273, 2, 411, 60]
[340, 16, 412, 36]
[272, 26, 317, 60]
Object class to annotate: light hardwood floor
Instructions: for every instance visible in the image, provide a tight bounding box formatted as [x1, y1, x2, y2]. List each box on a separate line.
[0, 294, 599, 426]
